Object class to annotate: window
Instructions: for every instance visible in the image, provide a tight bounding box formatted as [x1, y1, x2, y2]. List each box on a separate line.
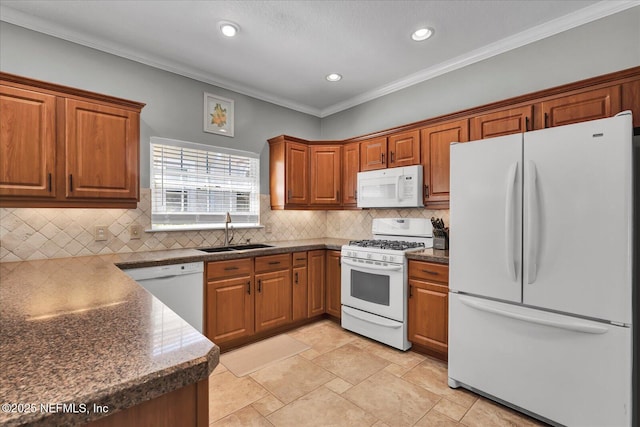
[150, 137, 260, 230]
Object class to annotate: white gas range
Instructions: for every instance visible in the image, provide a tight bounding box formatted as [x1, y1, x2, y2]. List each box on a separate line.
[341, 218, 433, 350]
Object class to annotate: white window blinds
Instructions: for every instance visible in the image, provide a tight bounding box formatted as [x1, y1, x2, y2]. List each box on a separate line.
[150, 137, 260, 229]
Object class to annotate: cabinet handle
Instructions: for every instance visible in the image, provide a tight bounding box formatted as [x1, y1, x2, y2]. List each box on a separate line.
[421, 269, 438, 275]
[544, 113, 549, 128]
[69, 174, 73, 192]
[258, 279, 262, 293]
[354, 189, 357, 201]
[47, 173, 52, 192]
[381, 153, 385, 164]
[424, 185, 429, 198]
[525, 116, 530, 132]
[295, 271, 299, 284]
[288, 189, 292, 200]
[336, 190, 340, 201]
[224, 266, 239, 271]
[268, 261, 281, 265]
[247, 281, 251, 294]
[390, 151, 394, 163]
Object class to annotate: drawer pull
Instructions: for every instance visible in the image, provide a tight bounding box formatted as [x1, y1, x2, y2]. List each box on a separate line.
[224, 266, 239, 271]
[295, 257, 306, 261]
[268, 261, 281, 265]
[421, 269, 438, 275]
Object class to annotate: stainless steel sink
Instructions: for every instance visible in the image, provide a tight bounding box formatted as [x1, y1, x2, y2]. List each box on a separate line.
[198, 243, 274, 253]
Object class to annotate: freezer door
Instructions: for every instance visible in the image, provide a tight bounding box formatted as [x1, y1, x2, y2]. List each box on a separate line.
[450, 133, 523, 302]
[522, 114, 633, 324]
[449, 294, 632, 426]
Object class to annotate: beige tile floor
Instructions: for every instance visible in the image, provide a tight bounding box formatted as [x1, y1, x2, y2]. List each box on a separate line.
[208, 320, 547, 427]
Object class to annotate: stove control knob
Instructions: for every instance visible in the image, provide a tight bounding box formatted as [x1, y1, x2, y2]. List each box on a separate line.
[367, 254, 372, 259]
[382, 255, 388, 261]
[388, 256, 394, 263]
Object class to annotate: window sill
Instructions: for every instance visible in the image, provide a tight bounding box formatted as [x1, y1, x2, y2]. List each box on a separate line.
[146, 224, 265, 233]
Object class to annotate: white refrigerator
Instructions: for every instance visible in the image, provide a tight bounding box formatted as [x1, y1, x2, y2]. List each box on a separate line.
[448, 113, 634, 426]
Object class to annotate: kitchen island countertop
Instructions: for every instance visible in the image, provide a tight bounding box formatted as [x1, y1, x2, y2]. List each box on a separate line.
[0, 255, 218, 427]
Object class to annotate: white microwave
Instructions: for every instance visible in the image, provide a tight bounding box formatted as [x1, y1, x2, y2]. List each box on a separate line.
[357, 165, 424, 208]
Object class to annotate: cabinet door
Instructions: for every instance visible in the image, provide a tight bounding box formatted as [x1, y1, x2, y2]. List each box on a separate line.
[388, 130, 420, 167]
[310, 145, 341, 205]
[360, 137, 387, 171]
[420, 119, 469, 207]
[285, 141, 309, 205]
[342, 142, 359, 206]
[539, 86, 621, 129]
[292, 265, 308, 321]
[408, 279, 448, 355]
[207, 276, 254, 343]
[325, 250, 341, 318]
[65, 99, 139, 199]
[255, 270, 292, 333]
[470, 105, 533, 140]
[0, 85, 56, 198]
[307, 250, 326, 317]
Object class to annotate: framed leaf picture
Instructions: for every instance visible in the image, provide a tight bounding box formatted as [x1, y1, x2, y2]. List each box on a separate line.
[204, 92, 234, 137]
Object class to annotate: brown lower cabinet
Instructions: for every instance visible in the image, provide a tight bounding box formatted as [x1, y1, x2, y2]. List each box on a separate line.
[325, 250, 341, 318]
[86, 379, 208, 427]
[206, 250, 336, 349]
[408, 260, 449, 360]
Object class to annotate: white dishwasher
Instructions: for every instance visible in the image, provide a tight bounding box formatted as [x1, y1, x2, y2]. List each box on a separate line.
[123, 262, 204, 333]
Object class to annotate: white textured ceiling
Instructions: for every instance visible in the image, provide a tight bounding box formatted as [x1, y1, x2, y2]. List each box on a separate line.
[0, 1, 635, 117]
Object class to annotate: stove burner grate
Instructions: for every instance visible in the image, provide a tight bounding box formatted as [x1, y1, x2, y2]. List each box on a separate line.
[347, 239, 425, 251]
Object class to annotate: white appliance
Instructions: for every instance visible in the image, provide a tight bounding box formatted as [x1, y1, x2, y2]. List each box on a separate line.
[449, 113, 634, 426]
[123, 262, 204, 333]
[357, 165, 424, 208]
[341, 218, 432, 350]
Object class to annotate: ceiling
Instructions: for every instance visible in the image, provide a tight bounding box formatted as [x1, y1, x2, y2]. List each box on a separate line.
[0, 1, 635, 117]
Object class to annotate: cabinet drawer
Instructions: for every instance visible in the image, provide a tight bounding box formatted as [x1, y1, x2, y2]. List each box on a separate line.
[207, 258, 253, 280]
[409, 261, 449, 284]
[292, 251, 308, 267]
[255, 253, 291, 273]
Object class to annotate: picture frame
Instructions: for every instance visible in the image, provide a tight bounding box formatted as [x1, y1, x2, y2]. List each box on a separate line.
[204, 92, 234, 137]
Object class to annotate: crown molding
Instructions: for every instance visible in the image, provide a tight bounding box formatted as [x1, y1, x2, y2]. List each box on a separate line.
[1, 1, 636, 119]
[318, 1, 640, 117]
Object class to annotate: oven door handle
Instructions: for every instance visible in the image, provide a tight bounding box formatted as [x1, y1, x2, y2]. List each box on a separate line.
[341, 258, 403, 271]
[342, 306, 402, 328]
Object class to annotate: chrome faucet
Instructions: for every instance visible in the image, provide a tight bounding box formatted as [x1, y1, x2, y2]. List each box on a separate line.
[224, 212, 232, 246]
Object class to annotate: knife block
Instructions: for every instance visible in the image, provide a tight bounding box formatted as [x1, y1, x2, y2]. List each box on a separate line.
[433, 228, 449, 250]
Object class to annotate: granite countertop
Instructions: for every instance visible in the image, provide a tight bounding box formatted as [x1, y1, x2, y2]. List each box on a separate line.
[0, 237, 446, 426]
[406, 248, 449, 264]
[0, 256, 218, 427]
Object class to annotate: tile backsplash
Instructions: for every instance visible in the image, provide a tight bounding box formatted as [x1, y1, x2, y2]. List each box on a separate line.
[0, 189, 448, 262]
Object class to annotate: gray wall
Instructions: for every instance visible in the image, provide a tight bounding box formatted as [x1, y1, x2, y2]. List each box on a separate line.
[320, 8, 640, 140]
[0, 22, 321, 193]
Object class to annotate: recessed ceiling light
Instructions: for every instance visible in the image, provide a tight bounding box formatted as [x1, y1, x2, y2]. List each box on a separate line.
[326, 73, 342, 82]
[219, 21, 239, 37]
[411, 27, 434, 41]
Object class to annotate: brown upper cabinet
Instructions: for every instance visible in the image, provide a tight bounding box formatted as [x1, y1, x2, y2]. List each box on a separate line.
[341, 142, 359, 206]
[537, 86, 621, 129]
[360, 131, 420, 171]
[269, 136, 309, 209]
[387, 130, 420, 167]
[310, 145, 341, 206]
[360, 136, 387, 171]
[420, 119, 469, 208]
[0, 73, 144, 208]
[470, 105, 533, 140]
[269, 67, 639, 211]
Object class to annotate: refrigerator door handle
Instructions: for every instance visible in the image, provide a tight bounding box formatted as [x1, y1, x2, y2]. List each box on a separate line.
[505, 162, 518, 281]
[526, 160, 539, 284]
[459, 296, 608, 334]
